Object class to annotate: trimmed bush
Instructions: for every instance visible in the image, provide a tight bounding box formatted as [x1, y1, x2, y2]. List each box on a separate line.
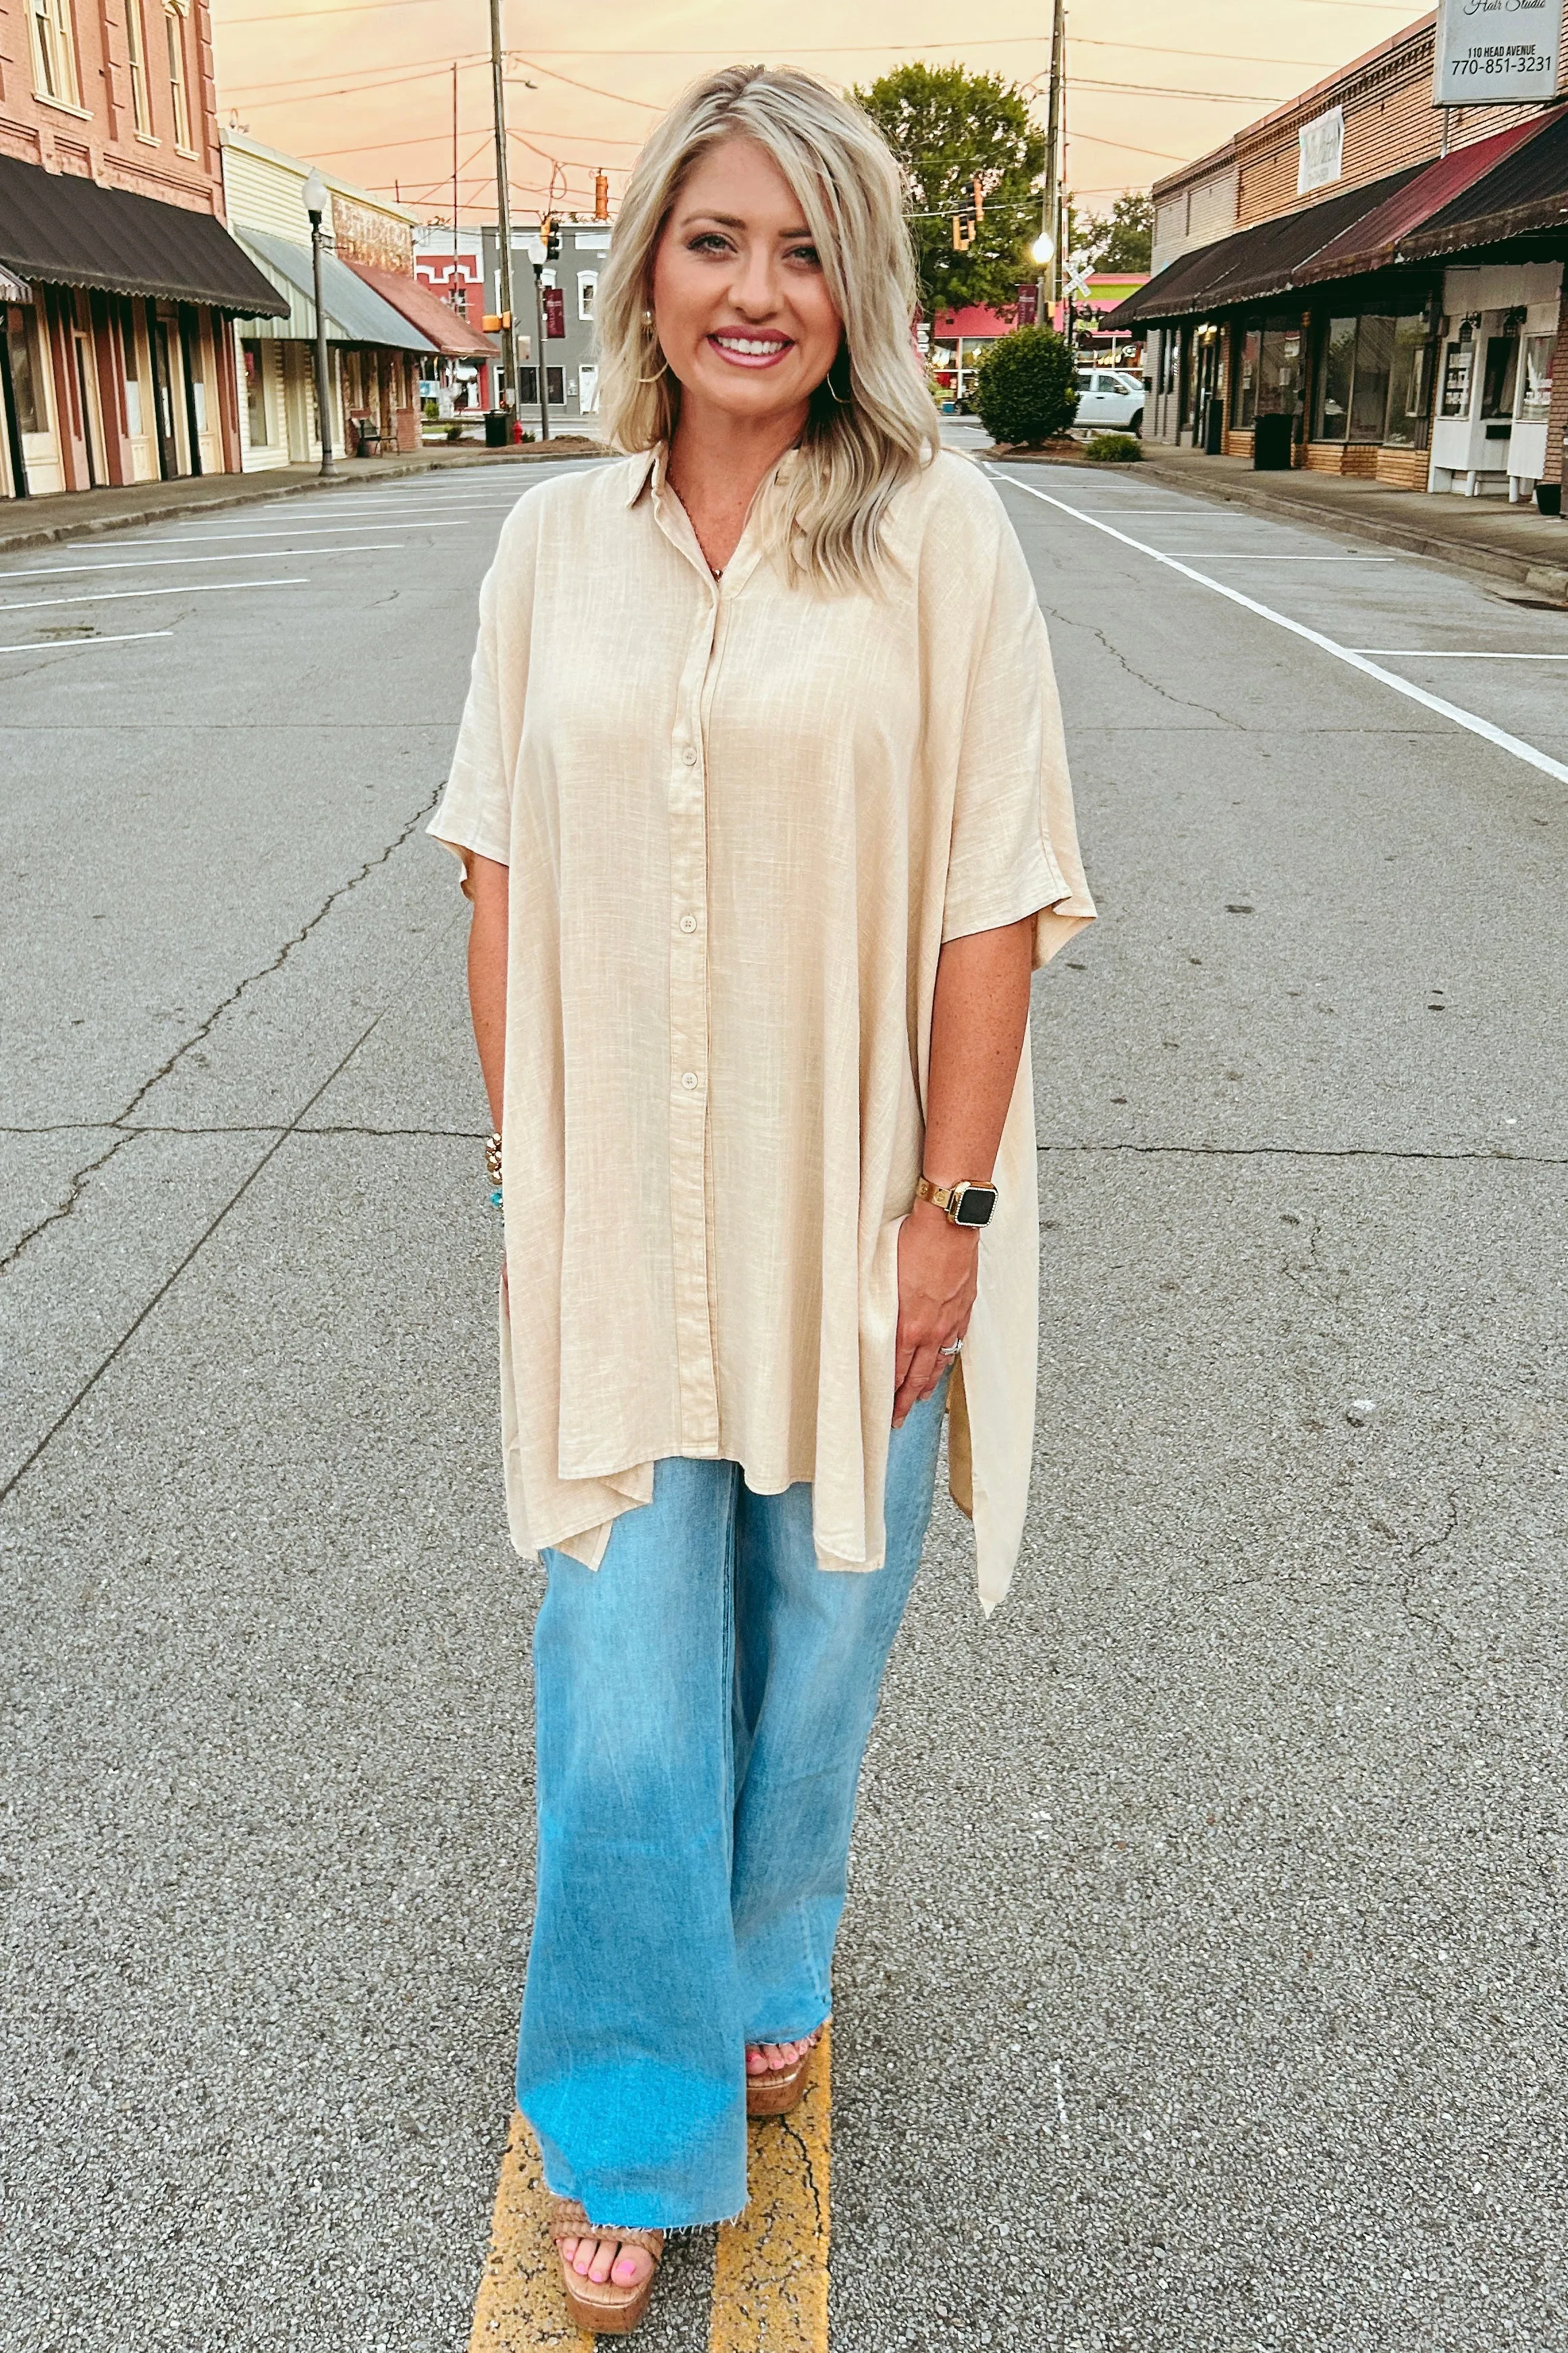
[1085, 431, 1143, 464]
[972, 326, 1078, 447]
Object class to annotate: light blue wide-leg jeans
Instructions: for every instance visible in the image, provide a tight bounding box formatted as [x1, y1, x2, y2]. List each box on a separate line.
[516, 1380, 947, 2231]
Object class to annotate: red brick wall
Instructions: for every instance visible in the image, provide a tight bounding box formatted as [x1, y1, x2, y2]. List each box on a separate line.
[1544, 304, 1568, 486]
[0, 0, 223, 217]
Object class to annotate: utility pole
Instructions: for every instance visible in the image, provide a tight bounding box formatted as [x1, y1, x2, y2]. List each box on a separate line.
[488, 0, 518, 421]
[1035, 0, 1066, 326]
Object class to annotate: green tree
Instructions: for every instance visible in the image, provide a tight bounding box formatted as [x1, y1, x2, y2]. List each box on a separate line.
[1082, 192, 1153, 273]
[972, 327, 1079, 448]
[850, 63, 1046, 315]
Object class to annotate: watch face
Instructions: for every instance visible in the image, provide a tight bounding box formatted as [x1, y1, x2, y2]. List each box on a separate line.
[954, 1185, 997, 1227]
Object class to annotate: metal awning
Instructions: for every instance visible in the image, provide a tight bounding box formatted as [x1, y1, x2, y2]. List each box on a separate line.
[1297, 113, 1559, 284]
[230, 228, 436, 351]
[1395, 102, 1568, 263]
[0, 152, 288, 314]
[0, 263, 31, 304]
[345, 260, 495, 359]
[1106, 165, 1423, 327]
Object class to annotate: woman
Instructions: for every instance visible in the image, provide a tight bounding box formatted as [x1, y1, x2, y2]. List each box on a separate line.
[432, 64, 1093, 2336]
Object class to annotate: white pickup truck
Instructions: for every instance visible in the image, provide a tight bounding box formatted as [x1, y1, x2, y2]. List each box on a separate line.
[1073, 367, 1144, 435]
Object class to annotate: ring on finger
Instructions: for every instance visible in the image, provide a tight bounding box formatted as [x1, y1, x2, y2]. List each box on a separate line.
[938, 1336, 963, 1357]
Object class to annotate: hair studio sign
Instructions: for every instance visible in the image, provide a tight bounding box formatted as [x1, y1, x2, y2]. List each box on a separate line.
[1433, 0, 1561, 105]
[1297, 107, 1345, 194]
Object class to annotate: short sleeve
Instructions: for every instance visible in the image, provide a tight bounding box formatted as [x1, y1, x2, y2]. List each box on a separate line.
[428, 500, 537, 874]
[940, 490, 1096, 968]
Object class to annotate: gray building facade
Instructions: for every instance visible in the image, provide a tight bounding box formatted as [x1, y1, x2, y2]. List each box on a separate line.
[480, 221, 610, 433]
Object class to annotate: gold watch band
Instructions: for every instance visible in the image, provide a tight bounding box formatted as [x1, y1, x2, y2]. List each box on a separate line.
[915, 1175, 962, 1217]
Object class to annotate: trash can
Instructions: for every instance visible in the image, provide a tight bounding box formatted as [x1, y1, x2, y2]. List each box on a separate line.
[1253, 412, 1293, 471]
[484, 408, 510, 448]
[1536, 482, 1562, 518]
[356, 419, 381, 458]
[1204, 394, 1224, 455]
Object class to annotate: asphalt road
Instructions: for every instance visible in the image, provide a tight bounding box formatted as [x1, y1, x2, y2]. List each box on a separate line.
[2, 456, 1565, 2353]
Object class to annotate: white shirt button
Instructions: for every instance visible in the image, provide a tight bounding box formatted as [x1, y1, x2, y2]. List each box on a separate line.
[679, 914, 697, 934]
[682, 746, 699, 766]
[680, 1071, 699, 1090]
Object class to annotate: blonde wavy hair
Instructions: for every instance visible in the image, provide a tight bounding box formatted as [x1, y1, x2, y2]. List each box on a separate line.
[597, 65, 939, 593]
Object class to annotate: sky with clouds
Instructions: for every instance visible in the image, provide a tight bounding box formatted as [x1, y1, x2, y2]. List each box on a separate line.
[209, 0, 1426, 225]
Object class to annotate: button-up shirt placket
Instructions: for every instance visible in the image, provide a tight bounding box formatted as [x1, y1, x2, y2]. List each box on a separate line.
[666, 573, 722, 1453]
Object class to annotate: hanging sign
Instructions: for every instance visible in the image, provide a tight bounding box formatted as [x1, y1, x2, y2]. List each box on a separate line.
[1433, 0, 1560, 104]
[1297, 107, 1344, 193]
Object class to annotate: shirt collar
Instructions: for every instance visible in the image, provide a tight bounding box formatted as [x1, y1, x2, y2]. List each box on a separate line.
[625, 441, 802, 511]
[624, 446, 660, 508]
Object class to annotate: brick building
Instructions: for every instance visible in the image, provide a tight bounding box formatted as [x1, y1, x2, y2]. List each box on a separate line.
[1112, 8, 1568, 500]
[0, 0, 285, 499]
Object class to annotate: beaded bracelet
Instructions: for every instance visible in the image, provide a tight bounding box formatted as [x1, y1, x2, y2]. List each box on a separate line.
[485, 1130, 503, 1211]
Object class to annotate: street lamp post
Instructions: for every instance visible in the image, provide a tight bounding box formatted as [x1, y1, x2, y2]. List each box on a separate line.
[302, 169, 337, 478]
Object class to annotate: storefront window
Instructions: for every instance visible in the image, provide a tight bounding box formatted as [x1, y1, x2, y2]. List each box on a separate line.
[121, 302, 144, 436]
[5, 306, 43, 433]
[1519, 334, 1554, 423]
[1440, 329, 1474, 417]
[1316, 316, 1357, 439]
[1384, 316, 1429, 446]
[1348, 315, 1396, 441]
[1256, 321, 1302, 421]
[242, 340, 267, 443]
[1480, 332, 1518, 419]
[1317, 312, 1428, 443]
[1231, 327, 1261, 428]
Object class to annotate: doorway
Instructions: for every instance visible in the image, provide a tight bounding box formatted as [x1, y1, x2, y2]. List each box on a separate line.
[72, 325, 103, 487]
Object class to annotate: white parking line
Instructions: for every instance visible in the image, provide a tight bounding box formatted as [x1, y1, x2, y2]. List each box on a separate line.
[0, 578, 307, 615]
[0, 629, 173, 655]
[7, 546, 404, 581]
[1149, 552, 1396, 562]
[1000, 473, 1568, 788]
[116, 522, 469, 544]
[1350, 648, 1568, 660]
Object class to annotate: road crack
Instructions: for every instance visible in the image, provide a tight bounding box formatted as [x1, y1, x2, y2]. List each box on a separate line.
[1039, 603, 1241, 727]
[0, 786, 443, 1279]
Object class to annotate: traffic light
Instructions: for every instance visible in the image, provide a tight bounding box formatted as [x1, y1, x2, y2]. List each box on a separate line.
[539, 212, 562, 261]
[972, 175, 985, 222]
[951, 203, 977, 253]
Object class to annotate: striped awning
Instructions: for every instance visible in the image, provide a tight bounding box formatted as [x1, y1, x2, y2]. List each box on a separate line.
[0, 152, 287, 313]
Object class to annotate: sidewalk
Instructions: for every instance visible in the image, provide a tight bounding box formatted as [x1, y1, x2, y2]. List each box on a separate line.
[995, 440, 1568, 603]
[0, 436, 607, 554]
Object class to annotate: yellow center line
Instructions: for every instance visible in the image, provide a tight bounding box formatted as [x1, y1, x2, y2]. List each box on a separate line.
[711, 2030, 832, 2353]
[468, 2109, 593, 2353]
[466, 2033, 833, 2351]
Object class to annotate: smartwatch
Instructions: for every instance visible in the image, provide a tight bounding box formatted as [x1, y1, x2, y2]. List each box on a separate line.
[915, 1175, 998, 1228]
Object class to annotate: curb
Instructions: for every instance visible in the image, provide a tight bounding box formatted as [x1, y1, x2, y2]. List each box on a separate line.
[984, 446, 1568, 604]
[0, 442, 608, 556]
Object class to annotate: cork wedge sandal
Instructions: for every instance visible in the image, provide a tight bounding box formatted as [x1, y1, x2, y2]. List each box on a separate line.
[745, 2024, 825, 2118]
[551, 2200, 664, 2337]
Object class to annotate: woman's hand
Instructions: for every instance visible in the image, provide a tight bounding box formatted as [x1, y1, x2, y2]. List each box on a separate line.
[893, 1201, 977, 1427]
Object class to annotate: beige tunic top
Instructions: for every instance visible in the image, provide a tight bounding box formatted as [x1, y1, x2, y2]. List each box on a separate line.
[431, 445, 1093, 1613]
